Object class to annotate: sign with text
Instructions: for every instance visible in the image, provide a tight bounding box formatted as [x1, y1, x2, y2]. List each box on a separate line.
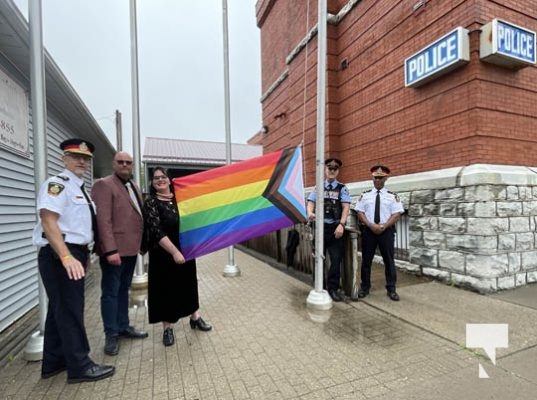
[480, 19, 536, 68]
[0, 68, 29, 157]
[405, 27, 470, 88]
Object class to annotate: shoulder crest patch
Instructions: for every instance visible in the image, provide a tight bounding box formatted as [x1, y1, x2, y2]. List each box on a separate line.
[47, 182, 65, 196]
[388, 190, 400, 202]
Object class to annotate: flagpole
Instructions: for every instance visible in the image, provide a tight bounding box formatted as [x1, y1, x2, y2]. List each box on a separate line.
[307, 0, 332, 310]
[24, 0, 47, 361]
[222, 0, 240, 277]
[129, 0, 148, 287]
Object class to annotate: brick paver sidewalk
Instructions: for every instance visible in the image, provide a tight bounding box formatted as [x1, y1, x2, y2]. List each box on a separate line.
[0, 249, 477, 399]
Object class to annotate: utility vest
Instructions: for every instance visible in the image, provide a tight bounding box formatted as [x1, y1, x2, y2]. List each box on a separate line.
[323, 183, 344, 221]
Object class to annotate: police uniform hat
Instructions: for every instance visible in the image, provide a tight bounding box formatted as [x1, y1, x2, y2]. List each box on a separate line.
[370, 165, 390, 177]
[325, 157, 342, 167]
[60, 138, 95, 157]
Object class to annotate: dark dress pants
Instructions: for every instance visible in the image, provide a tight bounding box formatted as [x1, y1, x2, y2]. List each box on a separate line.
[100, 255, 137, 337]
[360, 227, 397, 292]
[324, 223, 344, 291]
[38, 244, 93, 376]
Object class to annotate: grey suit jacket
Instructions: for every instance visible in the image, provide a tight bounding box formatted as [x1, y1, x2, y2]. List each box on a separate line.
[91, 174, 144, 257]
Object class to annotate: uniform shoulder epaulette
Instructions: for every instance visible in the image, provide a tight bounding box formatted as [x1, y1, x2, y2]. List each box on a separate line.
[358, 188, 372, 201]
[388, 190, 400, 202]
[57, 175, 70, 181]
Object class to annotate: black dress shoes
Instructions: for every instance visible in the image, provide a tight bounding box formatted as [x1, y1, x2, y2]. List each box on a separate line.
[357, 288, 369, 299]
[190, 317, 212, 332]
[328, 289, 343, 302]
[163, 328, 175, 346]
[41, 365, 66, 379]
[104, 335, 119, 356]
[387, 291, 400, 301]
[67, 364, 115, 384]
[119, 326, 148, 339]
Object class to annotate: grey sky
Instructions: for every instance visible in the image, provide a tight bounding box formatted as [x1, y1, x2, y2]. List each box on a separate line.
[12, 0, 262, 153]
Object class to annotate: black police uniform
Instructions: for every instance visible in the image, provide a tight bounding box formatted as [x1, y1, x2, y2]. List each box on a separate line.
[307, 179, 352, 291]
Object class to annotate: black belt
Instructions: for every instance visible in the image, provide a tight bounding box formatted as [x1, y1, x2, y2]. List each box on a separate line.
[44, 243, 89, 251]
[66, 243, 90, 251]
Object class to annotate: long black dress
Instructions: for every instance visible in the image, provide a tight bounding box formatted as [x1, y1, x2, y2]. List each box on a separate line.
[143, 195, 199, 324]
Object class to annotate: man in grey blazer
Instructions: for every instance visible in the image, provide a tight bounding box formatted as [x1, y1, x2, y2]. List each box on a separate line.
[92, 151, 147, 356]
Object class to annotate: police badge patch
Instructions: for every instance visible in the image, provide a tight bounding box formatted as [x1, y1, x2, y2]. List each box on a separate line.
[47, 182, 65, 196]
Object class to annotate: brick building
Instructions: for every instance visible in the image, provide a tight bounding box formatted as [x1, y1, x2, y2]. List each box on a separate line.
[254, 0, 537, 292]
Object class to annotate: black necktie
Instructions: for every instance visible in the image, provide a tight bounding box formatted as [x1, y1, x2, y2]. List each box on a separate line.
[80, 183, 98, 244]
[374, 190, 381, 224]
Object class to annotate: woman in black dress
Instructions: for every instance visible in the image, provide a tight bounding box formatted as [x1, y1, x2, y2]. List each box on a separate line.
[143, 167, 212, 346]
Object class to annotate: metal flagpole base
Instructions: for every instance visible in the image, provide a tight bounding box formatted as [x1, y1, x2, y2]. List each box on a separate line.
[306, 289, 333, 310]
[223, 264, 240, 277]
[131, 254, 148, 289]
[24, 331, 44, 361]
[131, 272, 148, 289]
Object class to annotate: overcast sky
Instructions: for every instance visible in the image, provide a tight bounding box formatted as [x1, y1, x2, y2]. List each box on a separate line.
[12, 0, 262, 153]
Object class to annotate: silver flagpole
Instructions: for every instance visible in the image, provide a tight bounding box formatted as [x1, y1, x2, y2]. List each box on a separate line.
[129, 0, 147, 287]
[222, 0, 240, 277]
[306, 0, 332, 310]
[25, 0, 47, 360]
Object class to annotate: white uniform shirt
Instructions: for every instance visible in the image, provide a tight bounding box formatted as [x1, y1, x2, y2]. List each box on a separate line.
[32, 169, 95, 247]
[354, 187, 404, 224]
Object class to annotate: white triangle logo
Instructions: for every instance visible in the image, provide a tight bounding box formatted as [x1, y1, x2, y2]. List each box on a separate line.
[478, 363, 489, 379]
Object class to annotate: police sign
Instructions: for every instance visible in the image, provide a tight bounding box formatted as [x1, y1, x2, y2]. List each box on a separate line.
[405, 27, 470, 88]
[480, 19, 536, 68]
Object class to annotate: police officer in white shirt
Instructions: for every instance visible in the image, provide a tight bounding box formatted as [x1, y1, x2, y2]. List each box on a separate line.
[32, 138, 115, 383]
[354, 165, 404, 301]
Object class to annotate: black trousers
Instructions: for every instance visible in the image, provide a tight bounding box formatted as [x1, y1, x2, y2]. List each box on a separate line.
[360, 227, 397, 292]
[38, 244, 93, 376]
[324, 223, 344, 291]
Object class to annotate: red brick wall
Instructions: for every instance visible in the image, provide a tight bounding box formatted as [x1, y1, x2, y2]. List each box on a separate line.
[256, 0, 537, 186]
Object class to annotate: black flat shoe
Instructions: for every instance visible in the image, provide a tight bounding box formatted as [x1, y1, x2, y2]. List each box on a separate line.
[357, 288, 369, 298]
[387, 291, 400, 301]
[67, 364, 115, 384]
[119, 326, 148, 339]
[104, 335, 119, 356]
[328, 289, 343, 302]
[41, 366, 66, 379]
[189, 317, 212, 332]
[163, 328, 175, 346]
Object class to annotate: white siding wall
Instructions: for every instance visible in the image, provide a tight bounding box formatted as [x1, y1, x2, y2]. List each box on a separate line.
[0, 76, 93, 333]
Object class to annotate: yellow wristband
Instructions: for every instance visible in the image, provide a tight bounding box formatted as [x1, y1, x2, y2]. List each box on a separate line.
[61, 254, 73, 261]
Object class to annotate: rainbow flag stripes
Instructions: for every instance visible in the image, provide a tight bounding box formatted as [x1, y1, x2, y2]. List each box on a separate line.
[173, 146, 306, 260]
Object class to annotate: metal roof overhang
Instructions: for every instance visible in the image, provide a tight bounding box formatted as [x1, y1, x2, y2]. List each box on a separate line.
[0, 1, 115, 177]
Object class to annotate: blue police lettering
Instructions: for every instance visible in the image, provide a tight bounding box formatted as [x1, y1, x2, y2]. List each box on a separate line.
[498, 24, 534, 59]
[408, 35, 457, 81]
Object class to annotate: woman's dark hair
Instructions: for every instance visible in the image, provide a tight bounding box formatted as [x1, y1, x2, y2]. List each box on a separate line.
[149, 166, 173, 195]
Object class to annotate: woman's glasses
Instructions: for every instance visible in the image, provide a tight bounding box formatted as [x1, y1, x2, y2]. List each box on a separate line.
[153, 175, 168, 181]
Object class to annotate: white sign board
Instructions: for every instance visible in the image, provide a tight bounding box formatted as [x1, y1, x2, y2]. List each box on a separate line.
[480, 19, 536, 69]
[405, 27, 470, 88]
[0, 68, 29, 156]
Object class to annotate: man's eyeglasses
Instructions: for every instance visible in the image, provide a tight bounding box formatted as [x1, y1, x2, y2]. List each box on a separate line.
[153, 175, 168, 181]
[374, 176, 385, 180]
[115, 160, 133, 165]
[327, 166, 339, 171]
